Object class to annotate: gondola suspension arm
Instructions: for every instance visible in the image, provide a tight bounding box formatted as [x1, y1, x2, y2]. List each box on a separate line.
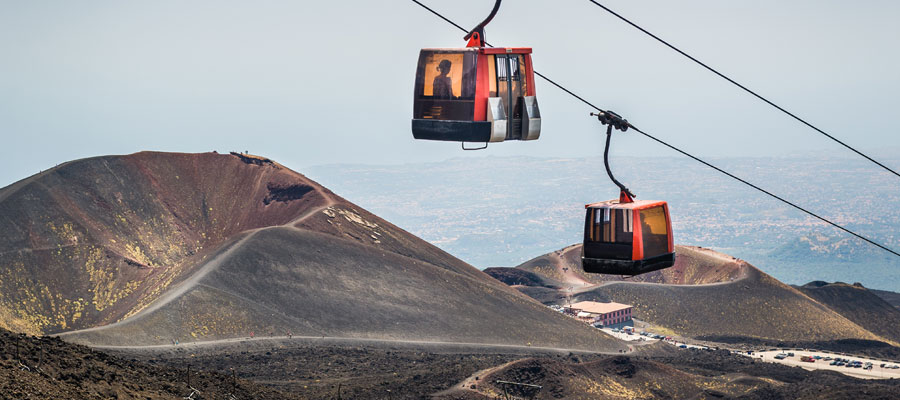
[464, 0, 502, 47]
[592, 111, 635, 203]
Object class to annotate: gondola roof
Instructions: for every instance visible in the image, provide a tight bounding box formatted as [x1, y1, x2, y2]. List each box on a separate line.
[585, 199, 667, 209]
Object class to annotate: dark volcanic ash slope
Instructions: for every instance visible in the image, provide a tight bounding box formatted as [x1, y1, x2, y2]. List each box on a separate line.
[795, 281, 900, 343]
[3, 151, 621, 351]
[63, 227, 617, 350]
[493, 245, 886, 344]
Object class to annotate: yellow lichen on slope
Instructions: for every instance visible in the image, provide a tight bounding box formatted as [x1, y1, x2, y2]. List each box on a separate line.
[583, 376, 651, 399]
[80, 245, 140, 313]
[124, 243, 152, 266]
[1, 260, 54, 332]
[0, 305, 41, 335]
[82, 246, 115, 312]
[46, 221, 77, 243]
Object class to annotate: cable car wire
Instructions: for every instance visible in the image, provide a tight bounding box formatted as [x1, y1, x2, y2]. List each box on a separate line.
[584, 0, 900, 180]
[628, 123, 900, 258]
[408, 0, 900, 259]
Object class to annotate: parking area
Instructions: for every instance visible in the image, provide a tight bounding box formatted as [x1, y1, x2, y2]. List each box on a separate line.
[661, 339, 710, 350]
[600, 328, 661, 342]
[748, 350, 900, 380]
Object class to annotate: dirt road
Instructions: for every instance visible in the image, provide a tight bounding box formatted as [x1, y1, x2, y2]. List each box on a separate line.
[87, 334, 627, 356]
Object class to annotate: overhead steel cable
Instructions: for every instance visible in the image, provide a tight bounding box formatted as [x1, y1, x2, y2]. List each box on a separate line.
[585, 0, 900, 179]
[627, 123, 900, 258]
[409, 0, 900, 259]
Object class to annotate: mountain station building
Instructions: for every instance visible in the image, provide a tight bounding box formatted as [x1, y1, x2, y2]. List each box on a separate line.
[564, 301, 633, 329]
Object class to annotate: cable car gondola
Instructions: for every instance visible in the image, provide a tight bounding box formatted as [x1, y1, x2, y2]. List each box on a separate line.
[411, 0, 540, 147]
[582, 112, 675, 275]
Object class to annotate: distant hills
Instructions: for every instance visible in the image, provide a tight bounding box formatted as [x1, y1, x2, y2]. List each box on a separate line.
[872, 288, 900, 309]
[486, 245, 896, 345]
[0, 151, 622, 351]
[771, 233, 896, 262]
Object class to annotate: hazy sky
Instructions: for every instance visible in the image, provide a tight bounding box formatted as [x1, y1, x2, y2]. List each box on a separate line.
[2, 0, 899, 187]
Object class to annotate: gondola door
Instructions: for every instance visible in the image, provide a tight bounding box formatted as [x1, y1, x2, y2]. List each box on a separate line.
[494, 54, 526, 140]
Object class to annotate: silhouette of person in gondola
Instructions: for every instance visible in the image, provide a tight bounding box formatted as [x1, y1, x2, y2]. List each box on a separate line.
[433, 59, 454, 99]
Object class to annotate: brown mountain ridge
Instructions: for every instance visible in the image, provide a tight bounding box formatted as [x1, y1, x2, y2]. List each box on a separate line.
[487, 244, 894, 345]
[0, 151, 622, 352]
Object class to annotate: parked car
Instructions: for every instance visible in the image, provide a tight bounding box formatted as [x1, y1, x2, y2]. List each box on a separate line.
[775, 354, 787, 360]
[679, 344, 688, 349]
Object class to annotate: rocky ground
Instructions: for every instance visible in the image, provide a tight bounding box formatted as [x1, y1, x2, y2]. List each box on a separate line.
[0, 329, 286, 400]
[125, 342, 525, 399]
[5, 328, 900, 399]
[436, 345, 900, 400]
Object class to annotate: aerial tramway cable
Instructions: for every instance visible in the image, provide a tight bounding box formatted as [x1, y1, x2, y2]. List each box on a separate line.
[584, 0, 900, 180]
[408, 0, 900, 259]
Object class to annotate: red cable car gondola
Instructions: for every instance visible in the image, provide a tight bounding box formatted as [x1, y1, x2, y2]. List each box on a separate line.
[411, 0, 540, 147]
[582, 112, 676, 275]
